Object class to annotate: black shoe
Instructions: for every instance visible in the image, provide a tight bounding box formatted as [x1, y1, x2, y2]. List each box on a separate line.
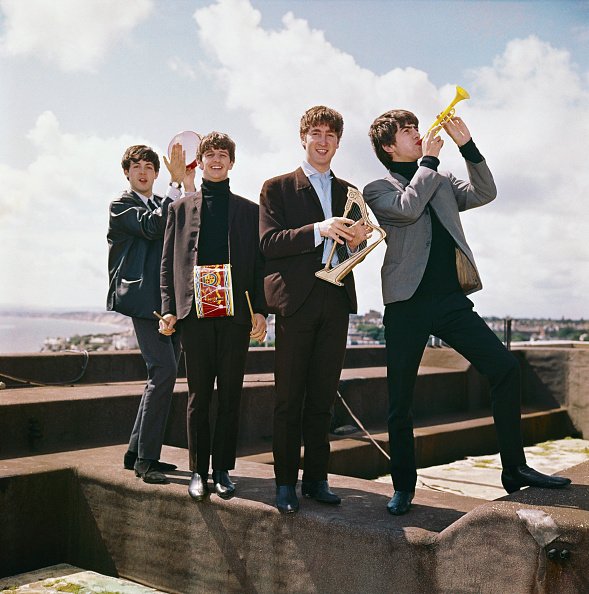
[124, 451, 177, 472]
[188, 472, 209, 501]
[501, 465, 572, 494]
[212, 470, 236, 499]
[387, 490, 414, 515]
[276, 485, 299, 514]
[154, 460, 178, 472]
[134, 459, 168, 484]
[124, 450, 137, 470]
[301, 480, 341, 505]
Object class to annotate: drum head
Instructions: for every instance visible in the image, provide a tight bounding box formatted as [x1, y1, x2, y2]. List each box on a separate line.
[168, 130, 201, 169]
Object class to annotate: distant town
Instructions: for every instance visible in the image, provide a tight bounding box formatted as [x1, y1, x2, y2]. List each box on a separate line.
[5, 309, 585, 353]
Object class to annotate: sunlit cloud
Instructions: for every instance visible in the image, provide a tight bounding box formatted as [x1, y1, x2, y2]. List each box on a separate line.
[0, 0, 153, 71]
[0, 111, 149, 307]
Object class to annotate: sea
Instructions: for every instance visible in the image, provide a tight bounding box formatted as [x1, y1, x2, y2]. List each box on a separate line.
[0, 316, 127, 354]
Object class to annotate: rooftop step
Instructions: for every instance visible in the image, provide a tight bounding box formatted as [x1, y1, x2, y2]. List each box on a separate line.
[241, 406, 575, 479]
[0, 363, 475, 460]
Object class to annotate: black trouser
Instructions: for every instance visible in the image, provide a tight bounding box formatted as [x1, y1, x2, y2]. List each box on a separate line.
[180, 313, 251, 476]
[273, 282, 350, 486]
[130, 318, 182, 461]
[384, 291, 526, 491]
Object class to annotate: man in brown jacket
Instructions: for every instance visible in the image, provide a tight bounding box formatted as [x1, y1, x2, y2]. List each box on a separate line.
[259, 106, 369, 513]
[160, 132, 266, 501]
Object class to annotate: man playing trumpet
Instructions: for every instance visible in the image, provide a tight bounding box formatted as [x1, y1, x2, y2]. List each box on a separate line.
[364, 108, 571, 516]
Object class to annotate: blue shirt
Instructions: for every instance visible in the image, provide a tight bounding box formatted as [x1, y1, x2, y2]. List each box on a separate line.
[301, 160, 339, 265]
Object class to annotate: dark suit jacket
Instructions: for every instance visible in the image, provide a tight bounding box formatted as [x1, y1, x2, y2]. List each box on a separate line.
[107, 190, 171, 319]
[161, 190, 266, 324]
[259, 167, 358, 317]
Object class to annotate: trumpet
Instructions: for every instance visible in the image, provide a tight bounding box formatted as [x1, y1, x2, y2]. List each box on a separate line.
[425, 85, 470, 137]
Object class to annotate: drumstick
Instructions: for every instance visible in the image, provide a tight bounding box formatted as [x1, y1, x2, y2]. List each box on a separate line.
[245, 291, 255, 326]
[153, 310, 176, 334]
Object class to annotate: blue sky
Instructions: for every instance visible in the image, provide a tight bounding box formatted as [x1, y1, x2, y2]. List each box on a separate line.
[1, 0, 588, 318]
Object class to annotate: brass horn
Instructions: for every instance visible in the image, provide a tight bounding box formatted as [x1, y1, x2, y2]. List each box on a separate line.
[315, 187, 386, 287]
[425, 85, 470, 136]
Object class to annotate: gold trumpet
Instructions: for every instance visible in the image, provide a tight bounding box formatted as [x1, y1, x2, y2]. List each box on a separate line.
[425, 85, 470, 136]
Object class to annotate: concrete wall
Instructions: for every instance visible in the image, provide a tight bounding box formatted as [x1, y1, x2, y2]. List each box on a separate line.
[518, 347, 589, 437]
[2, 452, 588, 593]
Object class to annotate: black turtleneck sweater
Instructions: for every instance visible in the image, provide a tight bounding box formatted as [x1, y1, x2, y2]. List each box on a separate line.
[197, 178, 230, 265]
[390, 139, 483, 296]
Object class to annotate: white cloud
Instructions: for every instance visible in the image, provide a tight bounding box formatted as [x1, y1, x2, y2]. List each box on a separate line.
[191, 0, 589, 318]
[168, 56, 197, 80]
[0, 111, 151, 308]
[0, 0, 153, 71]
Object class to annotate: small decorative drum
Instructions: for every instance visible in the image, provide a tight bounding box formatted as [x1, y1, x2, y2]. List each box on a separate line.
[194, 264, 234, 318]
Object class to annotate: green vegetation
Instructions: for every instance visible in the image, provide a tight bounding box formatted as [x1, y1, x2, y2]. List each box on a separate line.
[354, 323, 385, 343]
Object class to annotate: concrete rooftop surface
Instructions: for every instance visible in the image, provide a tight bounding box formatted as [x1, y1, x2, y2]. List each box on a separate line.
[1, 344, 589, 593]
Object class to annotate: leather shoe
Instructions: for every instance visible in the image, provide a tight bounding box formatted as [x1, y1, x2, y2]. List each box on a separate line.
[301, 480, 341, 505]
[387, 490, 414, 515]
[212, 470, 236, 499]
[188, 472, 209, 501]
[276, 485, 299, 514]
[124, 451, 177, 472]
[134, 459, 168, 484]
[501, 464, 572, 494]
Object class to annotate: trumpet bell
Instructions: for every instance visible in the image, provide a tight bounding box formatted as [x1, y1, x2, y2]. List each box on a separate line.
[455, 86, 470, 101]
[426, 85, 470, 135]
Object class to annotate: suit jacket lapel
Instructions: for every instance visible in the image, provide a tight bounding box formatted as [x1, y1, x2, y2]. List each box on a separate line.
[126, 190, 148, 208]
[192, 190, 203, 236]
[294, 167, 324, 218]
[330, 173, 349, 217]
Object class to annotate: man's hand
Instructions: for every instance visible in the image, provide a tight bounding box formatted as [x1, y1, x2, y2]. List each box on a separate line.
[158, 313, 177, 336]
[250, 313, 267, 342]
[183, 166, 197, 192]
[346, 220, 372, 251]
[318, 217, 355, 244]
[422, 128, 444, 158]
[442, 117, 471, 147]
[163, 143, 187, 184]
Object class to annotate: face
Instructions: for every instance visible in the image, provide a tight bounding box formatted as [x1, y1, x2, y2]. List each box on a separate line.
[302, 123, 340, 172]
[384, 124, 423, 162]
[198, 147, 234, 181]
[125, 160, 158, 195]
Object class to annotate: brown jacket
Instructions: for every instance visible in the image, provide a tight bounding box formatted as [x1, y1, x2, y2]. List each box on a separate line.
[161, 190, 266, 324]
[259, 167, 358, 317]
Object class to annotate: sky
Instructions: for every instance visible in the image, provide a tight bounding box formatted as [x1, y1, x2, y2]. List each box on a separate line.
[1, 0, 588, 319]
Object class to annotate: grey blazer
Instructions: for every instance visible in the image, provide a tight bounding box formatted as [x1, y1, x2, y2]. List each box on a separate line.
[363, 160, 497, 304]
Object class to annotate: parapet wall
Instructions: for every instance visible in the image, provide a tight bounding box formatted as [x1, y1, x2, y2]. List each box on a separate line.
[2, 446, 588, 593]
[517, 346, 589, 437]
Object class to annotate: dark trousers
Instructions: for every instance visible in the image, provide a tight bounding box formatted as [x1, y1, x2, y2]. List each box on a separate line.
[384, 291, 526, 491]
[180, 313, 251, 476]
[130, 317, 182, 461]
[273, 282, 350, 486]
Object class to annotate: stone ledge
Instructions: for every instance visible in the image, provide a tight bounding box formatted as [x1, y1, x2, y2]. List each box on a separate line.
[1, 445, 588, 593]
